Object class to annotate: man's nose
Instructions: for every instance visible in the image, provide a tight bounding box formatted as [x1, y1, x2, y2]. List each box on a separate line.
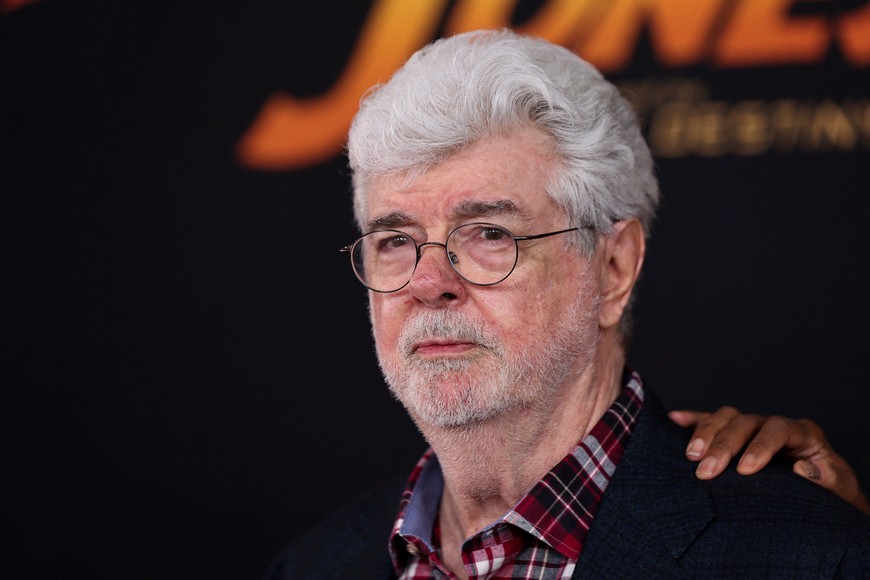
[406, 242, 466, 305]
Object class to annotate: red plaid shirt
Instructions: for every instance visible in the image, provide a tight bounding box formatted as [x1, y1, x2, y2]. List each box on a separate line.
[389, 370, 644, 579]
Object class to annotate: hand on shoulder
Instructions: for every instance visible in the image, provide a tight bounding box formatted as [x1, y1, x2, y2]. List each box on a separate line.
[669, 407, 870, 514]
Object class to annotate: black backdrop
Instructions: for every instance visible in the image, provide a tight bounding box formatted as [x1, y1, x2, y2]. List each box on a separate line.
[2, 1, 869, 578]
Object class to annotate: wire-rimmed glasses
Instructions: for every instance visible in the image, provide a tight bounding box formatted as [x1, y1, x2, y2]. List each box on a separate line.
[339, 222, 579, 293]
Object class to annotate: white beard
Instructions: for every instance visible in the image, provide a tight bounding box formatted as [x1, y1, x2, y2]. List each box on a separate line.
[374, 272, 600, 429]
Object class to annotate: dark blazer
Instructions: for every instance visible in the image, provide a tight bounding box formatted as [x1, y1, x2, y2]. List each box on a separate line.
[265, 390, 870, 579]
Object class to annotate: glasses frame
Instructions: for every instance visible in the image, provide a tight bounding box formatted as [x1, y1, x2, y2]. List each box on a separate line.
[339, 222, 581, 293]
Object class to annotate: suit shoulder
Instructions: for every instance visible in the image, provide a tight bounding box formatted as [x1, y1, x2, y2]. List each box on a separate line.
[611, 392, 870, 576]
[705, 459, 870, 531]
[685, 461, 870, 576]
[262, 476, 404, 580]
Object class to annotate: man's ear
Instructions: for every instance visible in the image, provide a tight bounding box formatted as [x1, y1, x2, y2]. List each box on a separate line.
[597, 219, 645, 330]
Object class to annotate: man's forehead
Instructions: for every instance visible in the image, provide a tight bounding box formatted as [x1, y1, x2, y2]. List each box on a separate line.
[364, 129, 557, 215]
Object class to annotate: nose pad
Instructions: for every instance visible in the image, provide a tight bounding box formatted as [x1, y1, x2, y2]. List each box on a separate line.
[415, 242, 453, 272]
[410, 242, 463, 289]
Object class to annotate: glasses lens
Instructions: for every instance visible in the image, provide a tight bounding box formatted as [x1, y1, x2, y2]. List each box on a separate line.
[352, 230, 418, 292]
[447, 224, 518, 285]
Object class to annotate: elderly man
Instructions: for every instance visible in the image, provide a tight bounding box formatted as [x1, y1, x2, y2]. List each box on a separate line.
[269, 29, 870, 578]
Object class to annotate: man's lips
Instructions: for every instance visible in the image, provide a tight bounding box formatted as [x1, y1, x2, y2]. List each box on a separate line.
[412, 339, 478, 356]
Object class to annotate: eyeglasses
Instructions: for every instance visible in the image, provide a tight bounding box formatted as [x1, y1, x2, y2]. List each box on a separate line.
[339, 222, 580, 293]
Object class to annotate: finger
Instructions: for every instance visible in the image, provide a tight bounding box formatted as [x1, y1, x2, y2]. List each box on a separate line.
[668, 410, 710, 428]
[680, 406, 742, 462]
[794, 457, 870, 515]
[695, 412, 765, 479]
[743, 417, 870, 514]
[734, 416, 801, 475]
[793, 459, 821, 481]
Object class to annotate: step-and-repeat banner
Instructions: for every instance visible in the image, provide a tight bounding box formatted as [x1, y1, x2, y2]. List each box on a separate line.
[3, 1, 868, 577]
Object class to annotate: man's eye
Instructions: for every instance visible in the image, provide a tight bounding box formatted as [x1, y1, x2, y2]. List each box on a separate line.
[380, 235, 411, 250]
[481, 227, 510, 241]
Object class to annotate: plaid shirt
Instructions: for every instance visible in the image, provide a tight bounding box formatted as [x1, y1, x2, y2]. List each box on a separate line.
[389, 370, 645, 579]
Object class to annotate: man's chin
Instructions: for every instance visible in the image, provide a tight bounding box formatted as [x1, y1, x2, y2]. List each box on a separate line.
[396, 385, 511, 429]
[408, 405, 497, 430]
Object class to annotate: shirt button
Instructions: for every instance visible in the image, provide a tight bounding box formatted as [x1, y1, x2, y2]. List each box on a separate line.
[406, 543, 420, 555]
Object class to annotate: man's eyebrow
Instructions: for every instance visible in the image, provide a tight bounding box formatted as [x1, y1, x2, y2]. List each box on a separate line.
[451, 199, 524, 220]
[367, 211, 414, 231]
[366, 200, 525, 231]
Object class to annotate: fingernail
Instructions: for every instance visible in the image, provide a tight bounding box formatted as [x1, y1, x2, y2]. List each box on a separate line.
[738, 452, 757, 472]
[686, 439, 704, 459]
[697, 457, 717, 478]
[797, 460, 821, 481]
